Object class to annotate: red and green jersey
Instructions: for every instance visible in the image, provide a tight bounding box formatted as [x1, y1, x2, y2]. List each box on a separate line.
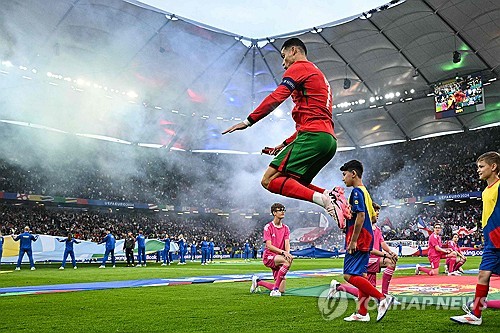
[246, 60, 334, 136]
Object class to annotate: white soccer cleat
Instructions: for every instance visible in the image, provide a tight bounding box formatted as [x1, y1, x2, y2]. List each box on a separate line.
[161, 263, 167, 266]
[450, 313, 482, 325]
[74, 266, 78, 270]
[415, 264, 421, 275]
[112, 265, 116, 268]
[136, 264, 142, 267]
[30, 267, 36, 271]
[321, 193, 342, 227]
[376, 294, 394, 322]
[327, 279, 340, 299]
[270, 289, 282, 297]
[15, 267, 20, 271]
[250, 275, 259, 293]
[99, 265, 105, 269]
[59, 267, 65, 270]
[143, 264, 147, 267]
[448, 271, 460, 276]
[344, 313, 370, 322]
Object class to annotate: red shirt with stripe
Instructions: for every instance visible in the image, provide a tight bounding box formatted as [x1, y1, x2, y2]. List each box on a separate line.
[246, 60, 335, 137]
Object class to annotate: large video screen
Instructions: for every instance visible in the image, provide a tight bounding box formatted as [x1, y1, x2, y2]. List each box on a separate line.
[434, 74, 484, 119]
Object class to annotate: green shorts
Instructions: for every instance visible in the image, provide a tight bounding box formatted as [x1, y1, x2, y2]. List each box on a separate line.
[270, 131, 337, 184]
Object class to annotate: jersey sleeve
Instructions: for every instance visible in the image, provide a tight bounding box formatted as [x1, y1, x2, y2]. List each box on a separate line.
[246, 63, 308, 125]
[350, 188, 366, 214]
[284, 225, 290, 240]
[263, 224, 272, 242]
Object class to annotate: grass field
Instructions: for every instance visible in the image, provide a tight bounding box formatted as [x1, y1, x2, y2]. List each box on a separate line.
[0, 257, 497, 332]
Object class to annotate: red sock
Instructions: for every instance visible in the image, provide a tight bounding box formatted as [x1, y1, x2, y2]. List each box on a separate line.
[273, 265, 289, 290]
[454, 260, 465, 272]
[338, 284, 359, 297]
[347, 275, 384, 301]
[367, 272, 377, 288]
[473, 283, 489, 318]
[447, 258, 456, 272]
[305, 183, 325, 193]
[418, 266, 433, 275]
[358, 290, 369, 316]
[257, 280, 274, 291]
[382, 267, 394, 294]
[268, 177, 315, 202]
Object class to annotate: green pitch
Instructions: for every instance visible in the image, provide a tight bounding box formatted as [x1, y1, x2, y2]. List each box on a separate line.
[0, 257, 497, 332]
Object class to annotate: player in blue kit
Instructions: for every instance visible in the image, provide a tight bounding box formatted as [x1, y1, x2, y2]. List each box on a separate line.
[12, 226, 38, 271]
[190, 242, 197, 262]
[340, 160, 393, 322]
[244, 240, 251, 261]
[58, 233, 81, 270]
[98, 229, 116, 268]
[136, 230, 147, 267]
[177, 234, 186, 265]
[201, 236, 209, 265]
[209, 238, 215, 263]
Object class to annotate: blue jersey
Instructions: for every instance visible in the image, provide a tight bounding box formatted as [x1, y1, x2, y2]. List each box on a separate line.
[59, 238, 79, 251]
[209, 241, 214, 250]
[164, 237, 171, 249]
[136, 234, 146, 248]
[345, 186, 374, 252]
[178, 239, 185, 250]
[100, 234, 116, 250]
[191, 244, 197, 253]
[201, 240, 209, 249]
[14, 232, 38, 250]
[244, 242, 250, 251]
[0, 236, 3, 250]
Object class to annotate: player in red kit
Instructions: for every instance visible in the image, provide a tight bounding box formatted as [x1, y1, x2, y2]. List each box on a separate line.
[222, 38, 350, 228]
[250, 203, 293, 297]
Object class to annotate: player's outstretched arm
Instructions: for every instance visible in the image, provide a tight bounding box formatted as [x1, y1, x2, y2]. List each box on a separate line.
[222, 122, 248, 135]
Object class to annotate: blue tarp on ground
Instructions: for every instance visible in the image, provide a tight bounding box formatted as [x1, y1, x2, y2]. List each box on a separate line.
[291, 247, 341, 258]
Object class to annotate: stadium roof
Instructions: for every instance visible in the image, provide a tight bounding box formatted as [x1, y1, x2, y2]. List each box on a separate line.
[0, 0, 499, 152]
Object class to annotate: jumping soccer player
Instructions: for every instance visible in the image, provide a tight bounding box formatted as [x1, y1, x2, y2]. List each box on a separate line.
[57, 233, 81, 270]
[415, 223, 454, 276]
[451, 151, 500, 325]
[339, 160, 393, 322]
[136, 230, 147, 267]
[222, 37, 350, 227]
[98, 229, 116, 268]
[250, 203, 293, 297]
[12, 226, 38, 271]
